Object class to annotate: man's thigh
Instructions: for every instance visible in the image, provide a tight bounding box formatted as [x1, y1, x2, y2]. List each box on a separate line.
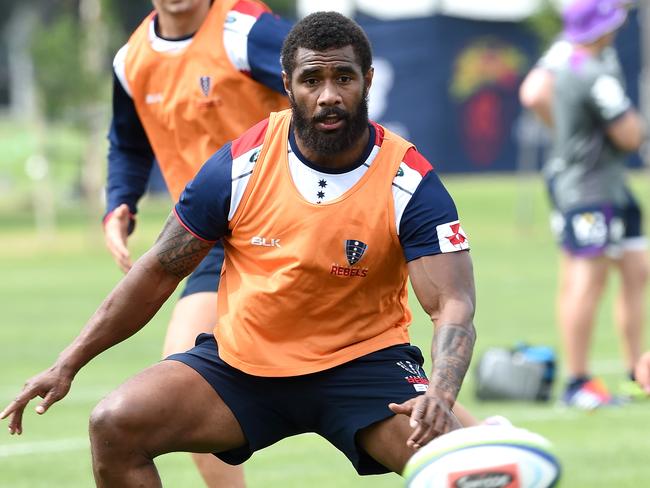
[316, 344, 429, 475]
[356, 413, 416, 475]
[93, 360, 246, 458]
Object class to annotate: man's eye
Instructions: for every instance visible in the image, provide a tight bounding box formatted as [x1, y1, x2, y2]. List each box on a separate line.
[304, 79, 318, 86]
[339, 76, 352, 83]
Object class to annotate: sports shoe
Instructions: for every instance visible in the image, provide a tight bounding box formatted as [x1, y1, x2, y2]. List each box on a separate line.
[619, 379, 650, 401]
[561, 378, 620, 410]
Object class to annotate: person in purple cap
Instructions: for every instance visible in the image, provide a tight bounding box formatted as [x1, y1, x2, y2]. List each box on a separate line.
[522, 0, 648, 409]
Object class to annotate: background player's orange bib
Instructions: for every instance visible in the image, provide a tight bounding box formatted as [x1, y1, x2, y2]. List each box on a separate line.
[217, 110, 415, 376]
[125, 0, 288, 201]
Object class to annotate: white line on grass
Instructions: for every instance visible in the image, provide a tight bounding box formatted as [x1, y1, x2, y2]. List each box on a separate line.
[0, 438, 88, 458]
[0, 386, 112, 404]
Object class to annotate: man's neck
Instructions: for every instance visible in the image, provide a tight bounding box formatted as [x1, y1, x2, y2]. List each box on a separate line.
[155, 1, 211, 39]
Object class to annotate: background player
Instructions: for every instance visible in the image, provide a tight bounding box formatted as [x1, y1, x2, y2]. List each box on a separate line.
[1, 12, 476, 487]
[103, 0, 290, 485]
[521, 0, 647, 408]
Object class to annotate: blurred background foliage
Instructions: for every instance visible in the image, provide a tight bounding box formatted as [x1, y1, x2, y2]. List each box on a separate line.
[20, 0, 296, 122]
[526, 0, 562, 47]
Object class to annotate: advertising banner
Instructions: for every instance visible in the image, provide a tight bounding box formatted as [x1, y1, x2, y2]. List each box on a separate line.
[359, 10, 640, 173]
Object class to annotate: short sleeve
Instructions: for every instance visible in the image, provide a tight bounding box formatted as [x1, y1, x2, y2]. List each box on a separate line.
[223, 2, 289, 94]
[247, 13, 291, 93]
[393, 149, 469, 261]
[587, 73, 631, 124]
[174, 143, 233, 241]
[537, 40, 572, 73]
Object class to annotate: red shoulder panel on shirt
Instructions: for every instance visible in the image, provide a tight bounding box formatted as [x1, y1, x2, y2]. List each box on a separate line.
[403, 147, 434, 176]
[231, 118, 269, 159]
[371, 121, 385, 146]
[232, 0, 270, 18]
[371, 121, 433, 174]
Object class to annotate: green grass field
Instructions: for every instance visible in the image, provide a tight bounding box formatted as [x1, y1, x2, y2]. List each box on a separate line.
[1, 174, 650, 487]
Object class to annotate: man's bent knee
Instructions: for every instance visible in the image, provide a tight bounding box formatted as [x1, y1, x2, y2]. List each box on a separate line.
[90, 394, 150, 458]
[90, 395, 158, 486]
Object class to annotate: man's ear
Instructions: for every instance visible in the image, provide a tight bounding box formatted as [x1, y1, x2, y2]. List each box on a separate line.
[282, 71, 292, 98]
[364, 67, 374, 97]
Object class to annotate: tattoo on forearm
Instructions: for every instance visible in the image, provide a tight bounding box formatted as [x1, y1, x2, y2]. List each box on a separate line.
[430, 323, 476, 400]
[156, 216, 213, 278]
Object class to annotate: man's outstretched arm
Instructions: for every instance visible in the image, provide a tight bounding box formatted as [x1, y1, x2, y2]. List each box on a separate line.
[1, 214, 214, 434]
[390, 250, 476, 449]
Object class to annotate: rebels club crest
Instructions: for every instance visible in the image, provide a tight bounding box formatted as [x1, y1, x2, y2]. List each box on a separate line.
[199, 76, 211, 96]
[345, 240, 367, 265]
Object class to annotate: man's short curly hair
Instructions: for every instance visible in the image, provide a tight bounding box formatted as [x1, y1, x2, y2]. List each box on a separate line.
[281, 11, 372, 79]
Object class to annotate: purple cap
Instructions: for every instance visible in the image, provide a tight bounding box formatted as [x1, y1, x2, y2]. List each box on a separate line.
[563, 0, 628, 44]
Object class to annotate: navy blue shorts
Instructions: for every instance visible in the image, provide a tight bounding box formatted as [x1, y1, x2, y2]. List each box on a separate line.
[167, 334, 429, 475]
[550, 191, 646, 258]
[556, 203, 623, 257]
[620, 189, 644, 241]
[180, 243, 225, 298]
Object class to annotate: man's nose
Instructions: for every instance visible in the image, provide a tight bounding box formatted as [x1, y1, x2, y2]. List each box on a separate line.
[317, 80, 342, 106]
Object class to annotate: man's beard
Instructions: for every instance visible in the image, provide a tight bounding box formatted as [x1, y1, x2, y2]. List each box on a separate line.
[290, 94, 369, 157]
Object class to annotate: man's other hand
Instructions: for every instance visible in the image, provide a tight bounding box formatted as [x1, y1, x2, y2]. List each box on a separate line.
[104, 203, 133, 273]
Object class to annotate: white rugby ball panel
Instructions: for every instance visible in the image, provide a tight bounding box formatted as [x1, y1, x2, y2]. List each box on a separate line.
[404, 426, 561, 488]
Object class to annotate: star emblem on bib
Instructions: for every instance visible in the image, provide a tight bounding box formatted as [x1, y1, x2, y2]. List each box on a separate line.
[316, 179, 328, 203]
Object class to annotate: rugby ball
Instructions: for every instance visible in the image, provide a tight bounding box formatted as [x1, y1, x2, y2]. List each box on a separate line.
[404, 425, 561, 488]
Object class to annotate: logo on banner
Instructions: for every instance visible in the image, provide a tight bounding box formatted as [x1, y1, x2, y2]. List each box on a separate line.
[450, 39, 527, 167]
[451, 40, 526, 102]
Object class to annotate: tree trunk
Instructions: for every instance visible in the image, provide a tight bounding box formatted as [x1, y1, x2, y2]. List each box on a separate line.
[5, 3, 38, 121]
[79, 0, 109, 232]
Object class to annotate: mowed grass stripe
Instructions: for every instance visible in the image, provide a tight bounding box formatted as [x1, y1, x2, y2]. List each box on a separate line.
[0, 438, 89, 458]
